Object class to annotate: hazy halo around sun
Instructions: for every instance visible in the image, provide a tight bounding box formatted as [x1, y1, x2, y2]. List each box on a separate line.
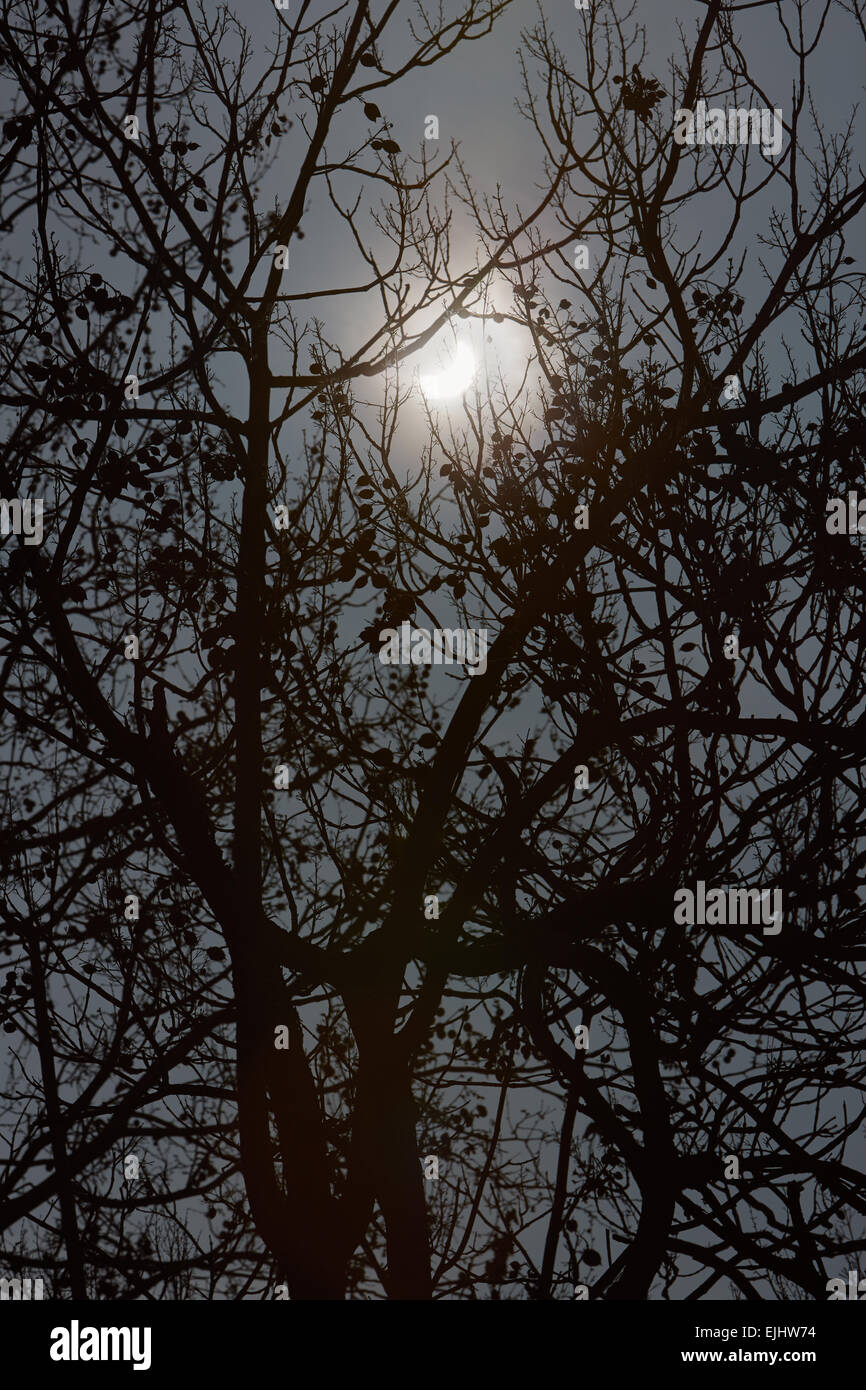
[418, 340, 476, 400]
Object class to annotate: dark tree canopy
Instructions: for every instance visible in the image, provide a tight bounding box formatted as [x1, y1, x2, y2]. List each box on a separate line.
[1, 0, 866, 1303]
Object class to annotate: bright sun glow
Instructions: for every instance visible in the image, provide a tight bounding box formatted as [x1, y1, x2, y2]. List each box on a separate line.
[418, 341, 476, 400]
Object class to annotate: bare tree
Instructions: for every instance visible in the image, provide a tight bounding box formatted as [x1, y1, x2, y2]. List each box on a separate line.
[2, 0, 866, 1303]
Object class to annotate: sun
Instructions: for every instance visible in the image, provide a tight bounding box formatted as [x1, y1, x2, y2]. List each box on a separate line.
[418, 340, 476, 400]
